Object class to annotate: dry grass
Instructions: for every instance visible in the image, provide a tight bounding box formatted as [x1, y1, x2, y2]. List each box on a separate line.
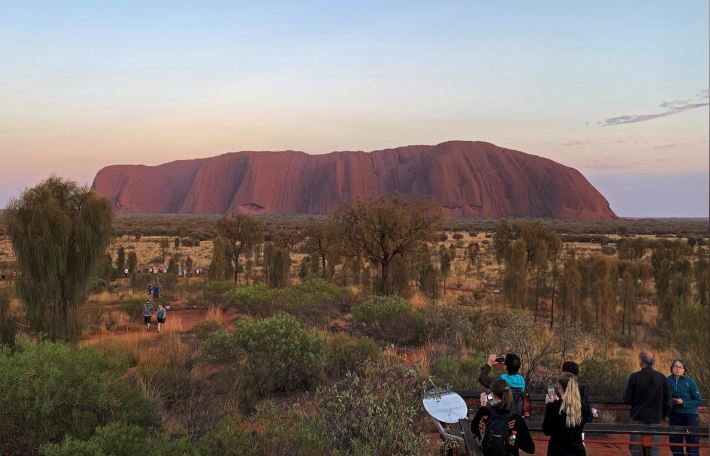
[204, 306, 223, 326]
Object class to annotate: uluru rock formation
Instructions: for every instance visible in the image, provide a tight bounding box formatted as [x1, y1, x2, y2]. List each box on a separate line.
[91, 141, 616, 219]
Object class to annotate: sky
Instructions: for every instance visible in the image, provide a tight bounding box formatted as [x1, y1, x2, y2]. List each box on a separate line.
[1, 1, 708, 217]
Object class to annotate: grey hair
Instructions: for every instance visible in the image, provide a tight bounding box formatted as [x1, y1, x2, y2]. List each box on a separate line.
[639, 351, 655, 367]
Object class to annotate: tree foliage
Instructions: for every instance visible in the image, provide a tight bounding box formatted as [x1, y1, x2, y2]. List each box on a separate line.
[216, 214, 264, 284]
[333, 195, 442, 295]
[4, 177, 113, 341]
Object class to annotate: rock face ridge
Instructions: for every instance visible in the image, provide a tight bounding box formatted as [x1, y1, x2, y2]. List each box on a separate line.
[91, 141, 616, 219]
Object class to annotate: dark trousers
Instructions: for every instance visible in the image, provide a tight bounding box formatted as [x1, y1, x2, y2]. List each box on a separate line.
[669, 413, 699, 456]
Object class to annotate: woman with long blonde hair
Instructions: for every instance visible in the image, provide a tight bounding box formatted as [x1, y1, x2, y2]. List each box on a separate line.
[543, 372, 588, 455]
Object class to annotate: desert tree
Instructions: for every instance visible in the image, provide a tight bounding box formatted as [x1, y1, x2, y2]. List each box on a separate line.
[333, 195, 442, 295]
[439, 250, 451, 294]
[303, 219, 338, 280]
[115, 246, 126, 274]
[126, 251, 138, 273]
[418, 261, 441, 304]
[208, 236, 234, 281]
[159, 237, 170, 263]
[493, 219, 515, 264]
[558, 250, 582, 324]
[590, 255, 617, 335]
[504, 239, 528, 309]
[266, 245, 291, 288]
[216, 213, 264, 284]
[184, 255, 193, 276]
[4, 177, 113, 341]
[672, 298, 710, 396]
[694, 251, 710, 306]
[531, 240, 548, 322]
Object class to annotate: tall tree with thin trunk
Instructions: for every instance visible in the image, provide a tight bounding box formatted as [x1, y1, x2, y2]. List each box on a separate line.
[303, 219, 337, 280]
[4, 177, 113, 341]
[333, 195, 442, 295]
[216, 214, 264, 284]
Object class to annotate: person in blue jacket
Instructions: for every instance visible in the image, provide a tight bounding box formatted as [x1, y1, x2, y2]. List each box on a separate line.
[668, 358, 702, 455]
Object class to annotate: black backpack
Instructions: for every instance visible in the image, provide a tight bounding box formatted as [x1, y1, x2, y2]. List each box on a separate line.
[481, 408, 513, 456]
[510, 387, 525, 416]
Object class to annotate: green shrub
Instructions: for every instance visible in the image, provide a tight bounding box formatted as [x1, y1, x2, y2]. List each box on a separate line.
[234, 314, 324, 396]
[254, 403, 337, 456]
[196, 420, 260, 456]
[136, 362, 196, 412]
[203, 280, 237, 307]
[324, 333, 380, 379]
[119, 296, 148, 321]
[191, 319, 223, 341]
[431, 356, 479, 390]
[0, 340, 156, 452]
[130, 272, 153, 291]
[580, 358, 631, 398]
[200, 329, 236, 362]
[225, 279, 350, 325]
[317, 367, 430, 455]
[422, 305, 488, 351]
[351, 296, 426, 345]
[41, 422, 161, 456]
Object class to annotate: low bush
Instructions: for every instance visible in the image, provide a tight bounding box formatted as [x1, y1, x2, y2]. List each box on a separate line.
[431, 356, 479, 390]
[317, 366, 431, 455]
[234, 314, 324, 397]
[225, 278, 350, 325]
[203, 280, 235, 307]
[580, 358, 631, 398]
[253, 403, 336, 456]
[422, 305, 489, 352]
[323, 333, 380, 380]
[0, 339, 157, 454]
[119, 296, 148, 321]
[200, 328, 236, 363]
[351, 296, 426, 345]
[191, 319, 223, 341]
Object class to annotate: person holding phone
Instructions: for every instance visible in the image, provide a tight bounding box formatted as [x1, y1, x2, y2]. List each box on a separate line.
[668, 359, 702, 455]
[472, 378, 535, 456]
[479, 353, 527, 416]
[542, 372, 588, 455]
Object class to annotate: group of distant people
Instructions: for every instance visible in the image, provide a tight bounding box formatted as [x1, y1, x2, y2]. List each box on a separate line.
[143, 283, 167, 332]
[472, 350, 702, 456]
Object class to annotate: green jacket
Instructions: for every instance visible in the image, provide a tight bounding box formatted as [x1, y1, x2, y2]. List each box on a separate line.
[667, 374, 702, 415]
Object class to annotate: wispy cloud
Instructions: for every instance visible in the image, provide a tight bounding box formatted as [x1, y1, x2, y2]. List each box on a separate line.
[599, 90, 709, 126]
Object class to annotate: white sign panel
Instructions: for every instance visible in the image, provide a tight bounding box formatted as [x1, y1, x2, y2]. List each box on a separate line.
[423, 389, 468, 424]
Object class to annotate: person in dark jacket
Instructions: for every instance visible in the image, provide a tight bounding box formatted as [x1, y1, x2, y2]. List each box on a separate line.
[667, 359, 702, 455]
[543, 372, 588, 456]
[472, 378, 535, 455]
[562, 361, 594, 423]
[623, 350, 672, 456]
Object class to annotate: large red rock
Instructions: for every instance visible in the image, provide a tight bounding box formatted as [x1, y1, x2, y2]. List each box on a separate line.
[91, 141, 616, 219]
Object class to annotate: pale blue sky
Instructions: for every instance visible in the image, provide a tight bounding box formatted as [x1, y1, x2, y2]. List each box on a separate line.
[1, 1, 707, 216]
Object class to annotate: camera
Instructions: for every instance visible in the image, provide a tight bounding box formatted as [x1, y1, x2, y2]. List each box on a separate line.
[486, 393, 496, 405]
[495, 355, 506, 363]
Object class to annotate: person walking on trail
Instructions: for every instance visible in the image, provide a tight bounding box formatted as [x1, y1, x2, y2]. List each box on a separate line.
[668, 359, 702, 456]
[623, 350, 671, 456]
[152, 283, 160, 301]
[147, 284, 153, 297]
[143, 300, 153, 331]
[156, 304, 167, 333]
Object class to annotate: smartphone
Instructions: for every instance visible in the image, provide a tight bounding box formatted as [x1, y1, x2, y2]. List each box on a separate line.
[547, 386, 556, 397]
[495, 356, 506, 363]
